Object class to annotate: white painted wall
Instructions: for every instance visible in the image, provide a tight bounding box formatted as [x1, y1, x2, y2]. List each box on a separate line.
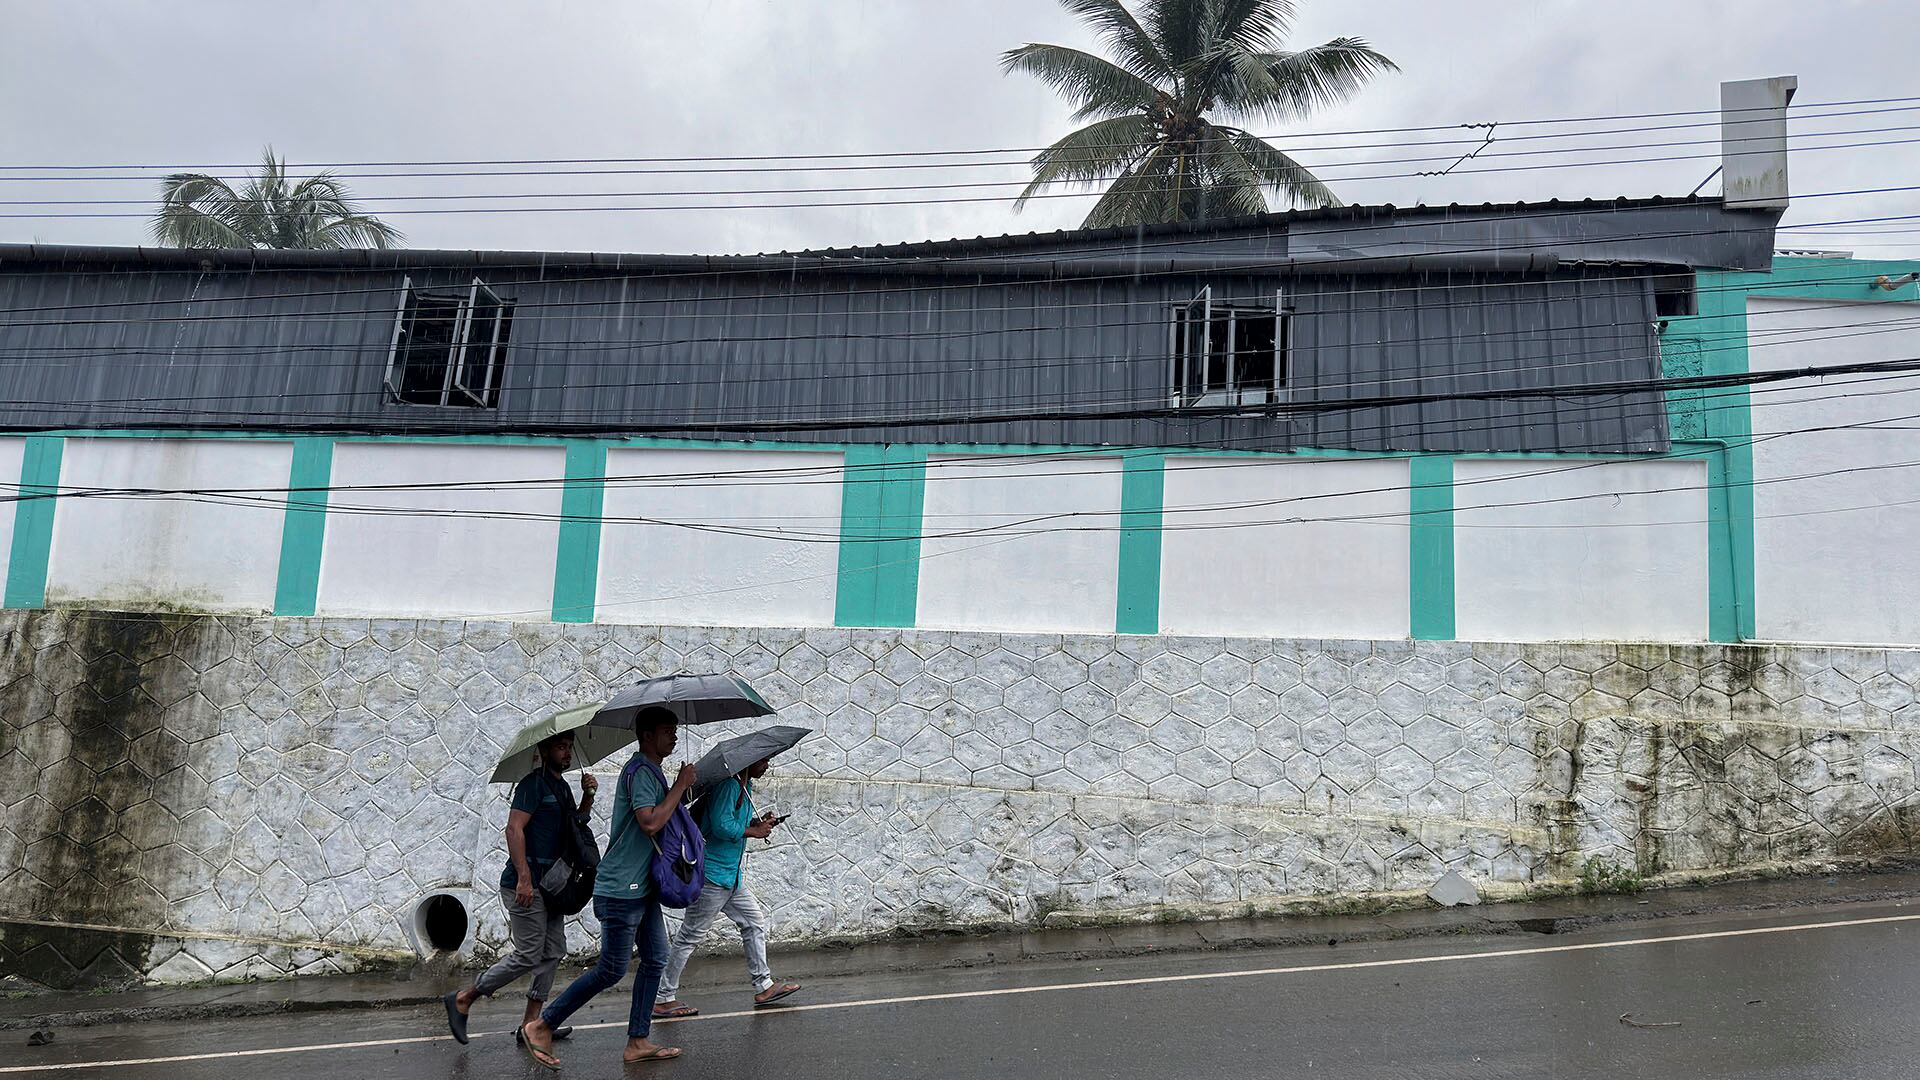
[917, 454, 1124, 633]
[1749, 296, 1920, 644]
[1454, 459, 1710, 642]
[46, 438, 292, 612]
[598, 448, 843, 627]
[319, 442, 566, 620]
[1159, 457, 1410, 639]
[0, 437, 25, 591]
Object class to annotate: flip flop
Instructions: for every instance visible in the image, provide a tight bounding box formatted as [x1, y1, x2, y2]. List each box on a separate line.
[754, 982, 802, 1007]
[442, 992, 469, 1045]
[516, 1024, 573, 1043]
[624, 1046, 683, 1063]
[653, 1004, 700, 1019]
[519, 1023, 562, 1071]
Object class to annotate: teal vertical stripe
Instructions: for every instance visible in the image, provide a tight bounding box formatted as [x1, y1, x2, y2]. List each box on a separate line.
[1407, 455, 1455, 640]
[551, 440, 607, 623]
[834, 445, 925, 628]
[1701, 445, 1737, 643]
[4, 436, 64, 609]
[1673, 273, 1755, 642]
[273, 437, 334, 617]
[1115, 451, 1165, 634]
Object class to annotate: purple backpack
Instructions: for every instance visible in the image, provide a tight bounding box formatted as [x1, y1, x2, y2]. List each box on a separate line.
[623, 757, 705, 908]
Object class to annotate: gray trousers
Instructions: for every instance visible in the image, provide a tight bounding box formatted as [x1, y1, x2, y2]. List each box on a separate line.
[474, 887, 568, 1002]
[658, 882, 773, 1001]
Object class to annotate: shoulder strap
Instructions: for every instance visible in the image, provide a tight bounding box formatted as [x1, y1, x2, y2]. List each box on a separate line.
[615, 755, 673, 855]
[609, 756, 645, 853]
[539, 770, 578, 815]
[538, 771, 581, 862]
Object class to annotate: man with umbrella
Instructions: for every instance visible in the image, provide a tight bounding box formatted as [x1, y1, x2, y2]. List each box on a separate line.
[443, 730, 594, 1046]
[653, 725, 810, 1018]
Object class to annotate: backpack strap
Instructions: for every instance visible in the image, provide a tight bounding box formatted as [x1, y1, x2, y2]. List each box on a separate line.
[609, 754, 649, 854]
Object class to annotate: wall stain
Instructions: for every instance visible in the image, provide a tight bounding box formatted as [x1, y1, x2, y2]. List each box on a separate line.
[1, 610, 214, 989]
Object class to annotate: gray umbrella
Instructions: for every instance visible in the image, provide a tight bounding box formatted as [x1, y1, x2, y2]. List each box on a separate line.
[692, 725, 811, 788]
[585, 673, 774, 732]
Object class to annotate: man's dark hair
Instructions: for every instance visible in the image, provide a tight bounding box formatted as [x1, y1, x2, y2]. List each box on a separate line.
[537, 730, 575, 751]
[634, 706, 679, 733]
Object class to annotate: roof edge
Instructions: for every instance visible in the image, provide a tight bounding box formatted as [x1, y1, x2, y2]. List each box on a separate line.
[0, 195, 1750, 274]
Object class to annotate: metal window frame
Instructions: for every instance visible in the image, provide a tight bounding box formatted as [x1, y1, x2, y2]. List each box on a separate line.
[385, 277, 508, 410]
[382, 276, 415, 400]
[452, 278, 505, 408]
[1172, 287, 1291, 410]
[1169, 286, 1211, 408]
[1272, 286, 1290, 406]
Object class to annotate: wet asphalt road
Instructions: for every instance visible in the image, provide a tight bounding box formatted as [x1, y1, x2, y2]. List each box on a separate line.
[9, 903, 1920, 1080]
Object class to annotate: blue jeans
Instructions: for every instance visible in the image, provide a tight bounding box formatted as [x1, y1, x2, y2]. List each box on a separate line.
[540, 895, 667, 1040]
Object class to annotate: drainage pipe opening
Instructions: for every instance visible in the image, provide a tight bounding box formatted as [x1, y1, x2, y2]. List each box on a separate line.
[412, 893, 469, 956]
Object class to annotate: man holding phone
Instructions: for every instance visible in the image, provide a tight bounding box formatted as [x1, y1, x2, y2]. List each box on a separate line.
[652, 755, 800, 1017]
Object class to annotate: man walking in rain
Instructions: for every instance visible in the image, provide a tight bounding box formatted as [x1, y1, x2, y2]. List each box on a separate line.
[652, 753, 802, 1018]
[443, 731, 594, 1044]
[520, 707, 698, 1068]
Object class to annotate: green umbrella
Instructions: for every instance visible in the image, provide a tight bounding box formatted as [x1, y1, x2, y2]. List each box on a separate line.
[488, 701, 635, 783]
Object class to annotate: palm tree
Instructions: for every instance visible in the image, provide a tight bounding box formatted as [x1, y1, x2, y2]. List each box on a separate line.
[151, 148, 402, 249]
[1003, 0, 1396, 227]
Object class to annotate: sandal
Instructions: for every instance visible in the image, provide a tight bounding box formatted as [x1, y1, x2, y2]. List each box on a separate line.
[442, 992, 469, 1045]
[754, 982, 803, 1007]
[653, 1002, 700, 1019]
[625, 1045, 684, 1063]
[519, 1023, 562, 1071]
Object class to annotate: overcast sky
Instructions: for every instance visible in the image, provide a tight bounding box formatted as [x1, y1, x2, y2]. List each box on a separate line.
[2, 0, 1916, 256]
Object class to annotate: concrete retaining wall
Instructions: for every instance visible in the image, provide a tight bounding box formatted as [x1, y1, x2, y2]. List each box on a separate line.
[3, 608, 1918, 988]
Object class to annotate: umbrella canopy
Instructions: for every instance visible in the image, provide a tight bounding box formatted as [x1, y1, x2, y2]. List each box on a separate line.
[587, 673, 774, 730]
[488, 701, 627, 783]
[489, 673, 775, 783]
[691, 725, 811, 789]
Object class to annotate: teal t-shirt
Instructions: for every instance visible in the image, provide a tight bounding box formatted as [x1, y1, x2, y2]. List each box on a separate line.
[594, 753, 666, 899]
[696, 777, 755, 891]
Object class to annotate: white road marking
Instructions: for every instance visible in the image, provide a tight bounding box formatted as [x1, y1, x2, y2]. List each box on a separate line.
[10, 910, 1917, 1074]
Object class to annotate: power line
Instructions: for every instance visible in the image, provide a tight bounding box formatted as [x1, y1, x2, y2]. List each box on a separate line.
[20, 369, 1913, 515]
[4, 301, 1914, 420]
[7, 313, 1918, 436]
[26, 399, 1920, 629]
[15, 357, 1920, 534]
[4, 94, 1910, 175]
[12, 134, 1920, 219]
[25, 406, 1920, 549]
[14, 121, 1919, 206]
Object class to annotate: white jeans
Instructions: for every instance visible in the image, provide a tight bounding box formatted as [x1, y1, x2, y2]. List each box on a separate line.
[658, 882, 773, 1000]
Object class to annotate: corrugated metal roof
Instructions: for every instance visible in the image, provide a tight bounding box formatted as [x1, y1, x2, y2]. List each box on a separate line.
[0, 195, 1775, 275]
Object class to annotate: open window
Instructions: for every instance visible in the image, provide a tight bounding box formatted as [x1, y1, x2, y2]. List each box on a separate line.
[385, 278, 513, 408]
[1170, 288, 1286, 409]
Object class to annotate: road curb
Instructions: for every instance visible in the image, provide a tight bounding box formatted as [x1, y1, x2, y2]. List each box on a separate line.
[7, 869, 1919, 1032]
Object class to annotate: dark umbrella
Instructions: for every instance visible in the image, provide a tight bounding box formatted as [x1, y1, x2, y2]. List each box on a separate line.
[691, 725, 811, 789]
[585, 673, 774, 732]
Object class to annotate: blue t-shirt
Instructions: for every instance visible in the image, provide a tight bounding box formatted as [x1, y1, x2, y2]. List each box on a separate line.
[696, 777, 755, 891]
[595, 753, 667, 899]
[500, 770, 575, 891]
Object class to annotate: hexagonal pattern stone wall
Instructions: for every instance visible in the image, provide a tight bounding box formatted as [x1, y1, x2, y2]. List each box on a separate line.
[3, 612, 1917, 987]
